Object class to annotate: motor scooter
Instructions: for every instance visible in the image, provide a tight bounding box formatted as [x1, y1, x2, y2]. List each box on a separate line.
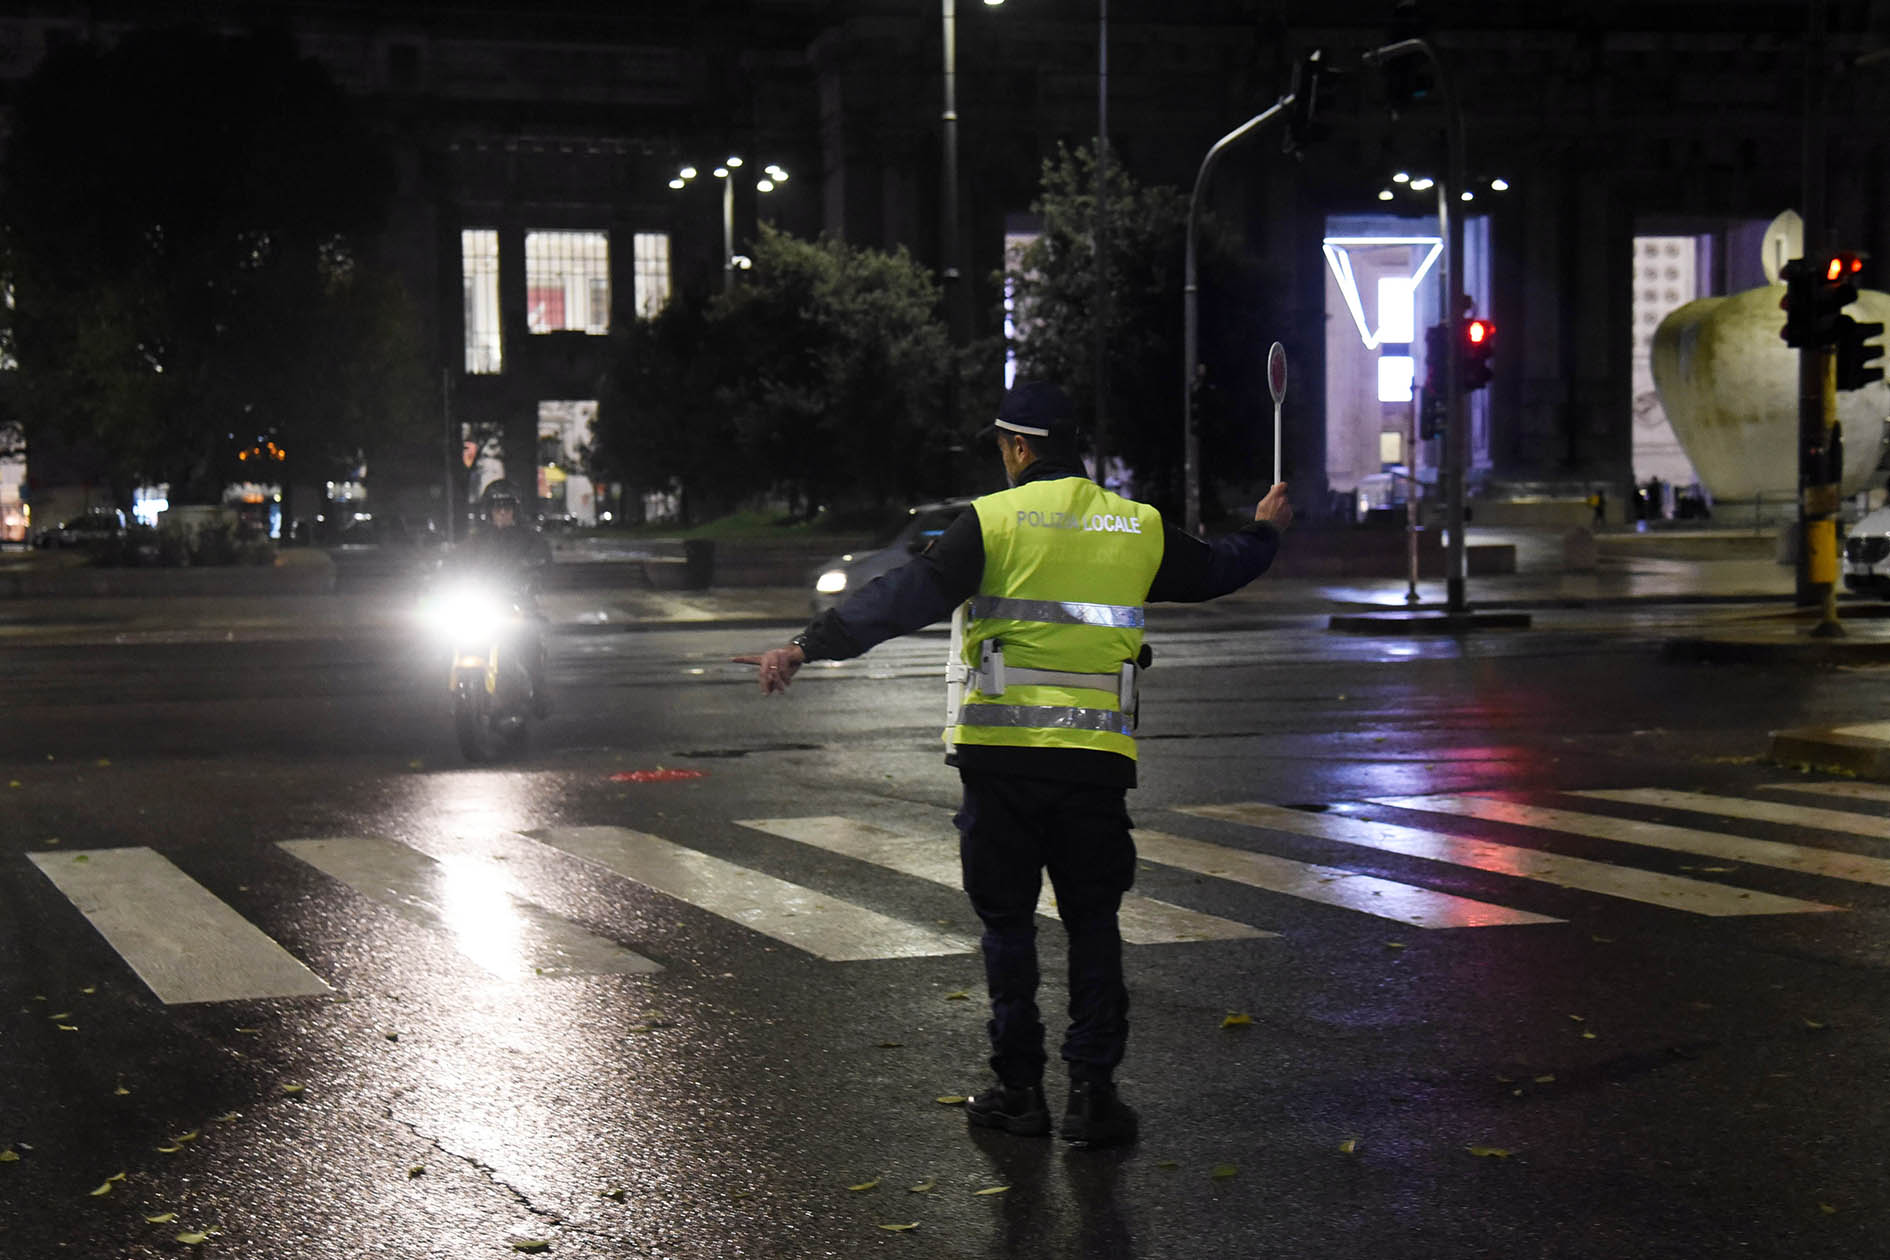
[419, 575, 540, 762]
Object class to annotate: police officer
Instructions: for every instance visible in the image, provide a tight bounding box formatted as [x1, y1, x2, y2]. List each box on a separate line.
[462, 478, 554, 717]
[735, 380, 1290, 1148]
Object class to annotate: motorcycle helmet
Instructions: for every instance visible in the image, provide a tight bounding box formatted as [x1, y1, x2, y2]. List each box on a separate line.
[479, 479, 522, 523]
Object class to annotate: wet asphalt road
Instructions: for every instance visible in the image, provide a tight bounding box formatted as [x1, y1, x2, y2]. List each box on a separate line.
[5, 605, 1890, 1258]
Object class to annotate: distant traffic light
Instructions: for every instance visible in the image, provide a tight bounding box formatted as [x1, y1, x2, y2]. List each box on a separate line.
[1460, 316, 1494, 392]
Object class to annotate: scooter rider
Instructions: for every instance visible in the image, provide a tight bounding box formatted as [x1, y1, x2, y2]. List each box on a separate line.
[462, 478, 553, 718]
[734, 380, 1292, 1148]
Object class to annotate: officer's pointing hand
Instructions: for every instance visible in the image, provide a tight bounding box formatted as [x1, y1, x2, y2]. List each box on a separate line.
[732, 644, 806, 695]
[1254, 482, 1293, 531]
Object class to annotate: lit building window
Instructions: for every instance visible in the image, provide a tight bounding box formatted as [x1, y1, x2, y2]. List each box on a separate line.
[462, 229, 502, 374]
[526, 230, 610, 334]
[1377, 355, 1415, 403]
[633, 232, 671, 317]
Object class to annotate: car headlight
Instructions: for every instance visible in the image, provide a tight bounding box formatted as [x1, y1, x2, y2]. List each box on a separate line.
[815, 569, 848, 595]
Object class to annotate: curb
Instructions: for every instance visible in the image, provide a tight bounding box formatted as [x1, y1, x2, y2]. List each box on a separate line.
[1770, 724, 1890, 779]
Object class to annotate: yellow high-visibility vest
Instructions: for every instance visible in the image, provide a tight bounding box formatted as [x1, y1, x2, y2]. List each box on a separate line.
[948, 476, 1164, 760]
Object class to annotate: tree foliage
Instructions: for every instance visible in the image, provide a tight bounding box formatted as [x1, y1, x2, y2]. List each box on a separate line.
[0, 25, 425, 507]
[593, 226, 982, 524]
[1003, 142, 1256, 518]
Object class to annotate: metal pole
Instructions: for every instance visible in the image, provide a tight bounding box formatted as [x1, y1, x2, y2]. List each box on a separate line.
[941, 0, 964, 347]
[721, 174, 735, 294]
[1093, 0, 1110, 481]
[1184, 99, 1288, 537]
[1798, 0, 1829, 612]
[1363, 38, 1466, 613]
[1406, 398, 1421, 603]
[441, 368, 455, 541]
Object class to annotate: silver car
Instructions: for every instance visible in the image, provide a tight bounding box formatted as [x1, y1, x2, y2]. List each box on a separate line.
[810, 497, 975, 614]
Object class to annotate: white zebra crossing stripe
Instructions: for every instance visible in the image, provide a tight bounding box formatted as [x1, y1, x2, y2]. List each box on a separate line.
[1130, 828, 1561, 929]
[734, 816, 1275, 945]
[527, 825, 973, 962]
[1374, 795, 1890, 889]
[28, 848, 332, 1005]
[1762, 781, 1890, 805]
[1576, 788, 1890, 842]
[1178, 803, 1839, 917]
[279, 838, 662, 980]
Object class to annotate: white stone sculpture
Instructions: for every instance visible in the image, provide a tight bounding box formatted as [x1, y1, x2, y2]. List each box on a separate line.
[1651, 211, 1890, 500]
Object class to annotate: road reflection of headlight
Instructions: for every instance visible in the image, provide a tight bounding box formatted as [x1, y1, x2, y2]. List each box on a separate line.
[815, 569, 848, 594]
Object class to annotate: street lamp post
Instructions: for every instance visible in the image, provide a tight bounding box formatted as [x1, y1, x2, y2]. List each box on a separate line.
[670, 158, 789, 293]
[1183, 98, 1291, 537]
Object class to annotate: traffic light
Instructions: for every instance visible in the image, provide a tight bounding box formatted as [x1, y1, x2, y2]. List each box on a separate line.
[1420, 323, 1446, 438]
[1460, 316, 1495, 391]
[1837, 313, 1884, 391]
[1384, 1, 1433, 110]
[1828, 252, 1883, 391]
[1781, 252, 1863, 350]
[1285, 49, 1334, 153]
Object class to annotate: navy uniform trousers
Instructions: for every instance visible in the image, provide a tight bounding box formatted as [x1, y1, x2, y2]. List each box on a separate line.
[954, 768, 1138, 1086]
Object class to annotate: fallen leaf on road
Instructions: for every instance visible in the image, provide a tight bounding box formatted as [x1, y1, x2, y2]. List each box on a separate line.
[1384, 941, 1407, 950]
[213, 1112, 240, 1123]
[935, 1095, 966, 1105]
[944, 990, 970, 1001]
[56, 1024, 78, 1032]
[598, 1186, 624, 1201]
[877, 1041, 904, 1048]
[906, 1180, 935, 1193]
[878, 1223, 919, 1232]
[280, 1083, 305, 1094]
[847, 1179, 880, 1192]
[48, 1012, 70, 1020]
[1568, 1014, 1585, 1022]
[1338, 1138, 1358, 1154]
[1155, 1160, 1179, 1170]
[1803, 1018, 1828, 1030]
[175, 1231, 218, 1245]
[1466, 1146, 1513, 1158]
[156, 1144, 182, 1154]
[973, 1185, 1009, 1196]
[0, 1149, 19, 1162]
[1581, 1031, 1597, 1040]
[1210, 1164, 1238, 1180]
[409, 1165, 426, 1179]
[173, 1131, 199, 1143]
[88, 1181, 114, 1197]
[1221, 1013, 1252, 1028]
[510, 1242, 551, 1254]
[95, 759, 111, 767]
[143, 1213, 177, 1224]
[1533, 1074, 1556, 1084]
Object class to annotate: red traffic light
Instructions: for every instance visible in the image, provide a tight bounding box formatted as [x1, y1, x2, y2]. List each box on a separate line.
[1466, 318, 1493, 346]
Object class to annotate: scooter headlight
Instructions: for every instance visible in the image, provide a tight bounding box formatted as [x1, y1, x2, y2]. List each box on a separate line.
[420, 580, 511, 641]
[815, 568, 848, 595]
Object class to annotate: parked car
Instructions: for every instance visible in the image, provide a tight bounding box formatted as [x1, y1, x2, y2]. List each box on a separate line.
[34, 508, 126, 549]
[810, 497, 975, 614]
[1845, 506, 1890, 595]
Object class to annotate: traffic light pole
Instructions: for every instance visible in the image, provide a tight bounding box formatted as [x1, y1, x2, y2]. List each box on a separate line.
[1797, 0, 1835, 628]
[1364, 37, 1468, 613]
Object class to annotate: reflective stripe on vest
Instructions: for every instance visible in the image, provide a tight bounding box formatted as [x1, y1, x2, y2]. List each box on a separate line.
[967, 595, 1145, 629]
[949, 477, 1163, 761]
[956, 703, 1132, 736]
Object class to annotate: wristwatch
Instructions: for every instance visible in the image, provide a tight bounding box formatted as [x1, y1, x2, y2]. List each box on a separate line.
[790, 632, 812, 658]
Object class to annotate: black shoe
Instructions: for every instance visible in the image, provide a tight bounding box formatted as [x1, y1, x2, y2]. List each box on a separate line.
[965, 1081, 1051, 1137]
[1061, 1081, 1138, 1148]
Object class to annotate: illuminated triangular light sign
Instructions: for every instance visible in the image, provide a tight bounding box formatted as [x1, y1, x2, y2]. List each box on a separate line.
[1321, 237, 1443, 349]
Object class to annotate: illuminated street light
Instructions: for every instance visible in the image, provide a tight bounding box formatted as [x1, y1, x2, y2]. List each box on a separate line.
[670, 157, 789, 292]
